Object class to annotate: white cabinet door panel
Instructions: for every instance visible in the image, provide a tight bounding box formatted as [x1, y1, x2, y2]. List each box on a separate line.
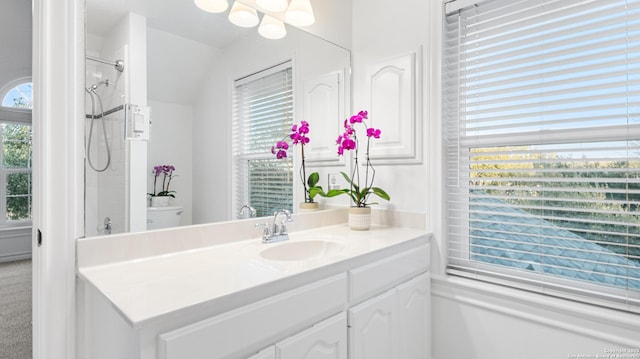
[348, 290, 397, 359]
[277, 312, 347, 359]
[397, 273, 430, 359]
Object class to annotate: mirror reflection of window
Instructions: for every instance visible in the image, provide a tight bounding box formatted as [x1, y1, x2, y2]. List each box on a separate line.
[232, 62, 293, 218]
[0, 80, 33, 225]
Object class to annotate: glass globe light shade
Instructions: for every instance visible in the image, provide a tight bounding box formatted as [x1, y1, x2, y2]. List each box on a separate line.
[284, 0, 314, 26]
[194, 0, 229, 13]
[258, 15, 287, 39]
[228, 2, 259, 28]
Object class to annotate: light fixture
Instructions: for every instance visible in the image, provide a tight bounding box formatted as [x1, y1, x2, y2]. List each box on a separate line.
[256, 0, 289, 13]
[228, 1, 259, 28]
[258, 15, 287, 39]
[194, 0, 229, 13]
[284, 0, 314, 26]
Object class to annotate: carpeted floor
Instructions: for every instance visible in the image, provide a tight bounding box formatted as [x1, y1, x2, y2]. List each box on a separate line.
[0, 259, 31, 359]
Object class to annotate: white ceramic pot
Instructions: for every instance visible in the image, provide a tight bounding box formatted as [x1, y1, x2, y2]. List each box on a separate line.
[299, 202, 319, 212]
[150, 196, 170, 207]
[348, 206, 371, 230]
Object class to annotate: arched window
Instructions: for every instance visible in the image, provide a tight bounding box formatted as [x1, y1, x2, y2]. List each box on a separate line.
[1, 80, 32, 110]
[0, 79, 32, 225]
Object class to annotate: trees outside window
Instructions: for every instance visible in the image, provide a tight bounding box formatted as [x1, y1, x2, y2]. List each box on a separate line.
[1, 81, 33, 224]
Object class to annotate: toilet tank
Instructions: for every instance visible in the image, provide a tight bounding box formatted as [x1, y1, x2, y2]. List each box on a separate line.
[147, 206, 183, 230]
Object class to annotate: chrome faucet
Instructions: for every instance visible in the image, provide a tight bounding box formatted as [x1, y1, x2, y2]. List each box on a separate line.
[256, 209, 293, 243]
[103, 217, 112, 235]
[239, 204, 256, 219]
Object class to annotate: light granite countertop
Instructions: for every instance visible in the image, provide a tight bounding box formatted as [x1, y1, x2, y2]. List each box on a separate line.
[77, 209, 429, 328]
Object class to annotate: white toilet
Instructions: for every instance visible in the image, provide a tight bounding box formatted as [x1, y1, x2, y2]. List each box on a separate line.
[146, 206, 183, 230]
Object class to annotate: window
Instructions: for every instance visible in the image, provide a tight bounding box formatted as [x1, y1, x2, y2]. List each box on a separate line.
[232, 62, 294, 218]
[444, 0, 640, 312]
[0, 80, 33, 225]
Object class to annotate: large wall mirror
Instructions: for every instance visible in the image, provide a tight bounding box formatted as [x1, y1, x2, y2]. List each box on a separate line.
[84, 0, 351, 237]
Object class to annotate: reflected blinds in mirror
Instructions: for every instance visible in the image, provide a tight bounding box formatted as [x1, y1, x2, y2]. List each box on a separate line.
[232, 62, 294, 218]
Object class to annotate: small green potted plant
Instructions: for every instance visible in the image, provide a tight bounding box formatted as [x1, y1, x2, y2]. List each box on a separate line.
[326, 110, 390, 229]
[148, 164, 176, 207]
[272, 120, 327, 211]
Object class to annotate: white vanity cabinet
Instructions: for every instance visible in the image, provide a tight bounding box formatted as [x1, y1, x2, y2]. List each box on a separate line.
[348, 273, 430, 359]
[158, 274, 347, 359]
[159, 243, 429, 359]
[78, 227, 431, 359]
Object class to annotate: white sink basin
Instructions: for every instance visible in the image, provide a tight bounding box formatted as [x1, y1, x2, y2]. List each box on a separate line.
[260, 240, 345, 261]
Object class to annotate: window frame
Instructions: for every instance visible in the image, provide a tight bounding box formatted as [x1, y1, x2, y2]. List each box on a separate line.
[442, 0, 640, 313]
[231, 61, 295, 218]
[0, 79, 33, 228]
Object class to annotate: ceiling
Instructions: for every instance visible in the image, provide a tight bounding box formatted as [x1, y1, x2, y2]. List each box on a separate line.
[84, 0, 351, 105]
[85, 0, 352, 51]
[86, 0, 253, 50]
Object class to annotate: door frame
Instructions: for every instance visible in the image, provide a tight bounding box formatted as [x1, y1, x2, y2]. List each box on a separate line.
[32, 0, 84, 357]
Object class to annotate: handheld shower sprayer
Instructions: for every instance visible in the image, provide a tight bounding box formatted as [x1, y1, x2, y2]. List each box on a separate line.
[85, 78, 112, 172]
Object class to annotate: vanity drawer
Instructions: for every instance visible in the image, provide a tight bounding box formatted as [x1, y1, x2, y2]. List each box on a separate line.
[158, 273, 347, 359]
[348, 244, 429, 305]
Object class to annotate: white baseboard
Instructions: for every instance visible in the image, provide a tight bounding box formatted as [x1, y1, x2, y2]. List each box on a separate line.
[0, 252, 31, 263]
[0, 227, 32, 263]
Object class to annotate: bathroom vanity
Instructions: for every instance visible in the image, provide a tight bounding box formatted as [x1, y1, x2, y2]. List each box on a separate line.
[76, 210, 431, 359]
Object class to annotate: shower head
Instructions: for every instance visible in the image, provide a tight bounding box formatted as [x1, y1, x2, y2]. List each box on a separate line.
[87, 79, 109, 92]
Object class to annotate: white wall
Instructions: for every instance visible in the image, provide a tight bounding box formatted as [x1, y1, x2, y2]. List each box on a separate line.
[146, 27, 219, 106]
[147, 100, 193, 225]
[352, 0, 640, 358]
[432, 277, 640, 359]
[0, 0, 32, 91]
[351, 0, 430, 215]
[145, 27, 219, 227]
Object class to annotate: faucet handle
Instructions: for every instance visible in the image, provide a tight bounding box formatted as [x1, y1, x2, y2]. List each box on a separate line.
[276, 220, 289, 235]
[256, 222, 272, 237]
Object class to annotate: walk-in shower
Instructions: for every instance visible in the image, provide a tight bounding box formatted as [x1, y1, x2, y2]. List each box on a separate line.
[84, 55, 128, 236]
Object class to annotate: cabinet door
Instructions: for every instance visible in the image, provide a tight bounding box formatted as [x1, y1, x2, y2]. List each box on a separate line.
[397, 273, 430, 359]
[276, 312, 347, 359]
[247, 346, 276, 359]
[348, 290, 397, 359]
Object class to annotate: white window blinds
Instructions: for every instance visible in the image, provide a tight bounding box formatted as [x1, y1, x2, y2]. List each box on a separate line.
[232, 62, 294, 218]
[444, 0, 640, 312]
